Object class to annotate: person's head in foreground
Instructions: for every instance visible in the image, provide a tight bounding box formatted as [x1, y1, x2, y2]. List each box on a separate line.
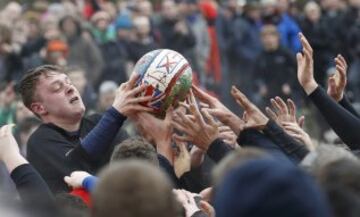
[19, 65, 85, 125]
[92, 160, 181, 217]
[214, 158, 331, 217]
[110, 137, 159, 167]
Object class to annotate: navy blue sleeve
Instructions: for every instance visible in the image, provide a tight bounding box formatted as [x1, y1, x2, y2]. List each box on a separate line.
[309, 87, 360, 150]
[80, 107, 127, 159]
[82, 175, 98, 192]
[339, 95, 360, 118]
[206, 139, 233, 163]
[263, 120, 309, 163]
[237, 129, 293, 163]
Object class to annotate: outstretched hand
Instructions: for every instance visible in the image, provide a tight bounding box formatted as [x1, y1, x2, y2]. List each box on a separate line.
[231, 86, 269, 130]
[265, 97, 305, 128]
[172, 90, 219, 151]
[327, 54, 348, 102]
[173, 139, 191, 178]
[297, 33, 318, 95]
[192, 85, 244, 135]
[283, 122, 315, 151]
[112, 74, 155, 116]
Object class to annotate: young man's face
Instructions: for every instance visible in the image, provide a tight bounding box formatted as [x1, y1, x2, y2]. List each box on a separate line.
[32, 72, 85, 121]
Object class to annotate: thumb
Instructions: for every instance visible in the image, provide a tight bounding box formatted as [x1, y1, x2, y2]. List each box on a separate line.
[64, 176, 71, 185]
[199, 201, 215, 217]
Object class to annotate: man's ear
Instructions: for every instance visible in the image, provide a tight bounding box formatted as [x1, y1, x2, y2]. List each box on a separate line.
[30, 102, 47, 116]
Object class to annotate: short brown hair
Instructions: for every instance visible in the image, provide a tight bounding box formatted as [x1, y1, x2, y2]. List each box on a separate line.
[92, 160, 181, 217]
[110, 137, 159, 167]
[18, 65, 64, 110]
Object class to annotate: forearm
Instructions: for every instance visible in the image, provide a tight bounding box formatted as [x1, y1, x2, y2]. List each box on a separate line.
[263, 120, 309, 163]
[10, 164, 56, 210]
[3, 152, 28, 173]
[339, 95, 360, 118]
[81, 107, 126, 159]
[309, 87, 360, 149]
[156, 140, 173, 166]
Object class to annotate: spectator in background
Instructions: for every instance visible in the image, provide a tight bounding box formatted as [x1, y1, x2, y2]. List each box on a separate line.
[157, 0, 196, 74]
[127, 16, 158, 64]
[97, 81, 118, 113]
[0, 24, 23, 82]
[299, 1, 333, 86]
[0, 82, 16, 125]
[97, 14, 131, 87]
[252, 25, 298, 106]
[261, 0, 301, 53]
[59, 15, 105, 87]
[179, 0, 210, 85]
[66, 67, 97, 111]
[90, 11, 116, 45]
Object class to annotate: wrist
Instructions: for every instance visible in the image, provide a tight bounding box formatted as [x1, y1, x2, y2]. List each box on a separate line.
[303, 80, 318, 95]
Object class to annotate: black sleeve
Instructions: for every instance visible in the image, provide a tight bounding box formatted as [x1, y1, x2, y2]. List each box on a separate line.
[263, 120, 309, 163]
[309, 86, 360, 150]
[237, 129, 294, 163]
[339, 95, 360, 118]
[206, 138, 233, 163]
[10, 164, 57, 214]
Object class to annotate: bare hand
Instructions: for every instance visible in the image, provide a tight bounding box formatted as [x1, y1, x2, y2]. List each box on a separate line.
[190, 146, 205, 168]
[173, 139, 191, 178]
[297, 33, 318, 95]
[64, 171, 91, 189]
[265, 97, 305, 128]
[283, 122, 315, 151]
[173, 189, 201, 217]
[231, 86, 269, 130]
[0, 124, 18, 161]
[112, 74, 155, 116]
[193, 85, 244, 135]
[327, 54, 347, 102]
[134, 108, 174, 163]
[199, 201, 215, 217]
[218, 125, 238, 148]
[172, 90, 219, 151]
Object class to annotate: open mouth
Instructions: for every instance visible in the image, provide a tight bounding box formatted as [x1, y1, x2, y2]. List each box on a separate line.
[70, 96, 79, 104]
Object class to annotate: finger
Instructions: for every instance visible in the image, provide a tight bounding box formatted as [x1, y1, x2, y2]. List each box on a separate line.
[199, 102, 209, 108]
[275, 96, 288, 114]
[128, 83, 147, 96]
[128, 95, 153, 104]
[192, 84, 213, 104]
[336, 65, 346, 87]
[127, 105, 155, 113]
[328, 76, 337, 94]
[199, 201, 215, 217]
[265, 107, 277, 120]
[218, 125, 232, 132]
[338, 54, 348, 69]
[189, 103, 205, 126]
[173, 134, 192, 143]
[201, 109, 216, 126]
[231, 86, 252, 110]
[179, 101, 190, 111]
[177, 110, 195, 127]
[298, 116, 305, 128]
[127, 73, 140, 90]
[165, 106, 174, 122]
[299, 32, 313, 54]
[286, 132, 302, 141]
[287, 99, 296, 118]
[270, 98, 282, 115]
[172, 120, 191, 133]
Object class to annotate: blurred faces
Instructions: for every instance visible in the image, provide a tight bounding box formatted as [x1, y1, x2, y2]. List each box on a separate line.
[16, 101, 34, 123]
[305, 2, 321, 23]
[61, 17, 78, 38]
[162, 0, 178, 20]
[133, 16, 150, 37]
[261, 25, 279, 51]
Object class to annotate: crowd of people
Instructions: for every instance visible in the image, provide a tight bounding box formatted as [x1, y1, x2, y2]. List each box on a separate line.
[1, 0, 360, 217]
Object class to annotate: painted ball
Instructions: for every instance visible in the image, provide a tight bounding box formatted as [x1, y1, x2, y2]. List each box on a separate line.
[133, 49, 193, 118]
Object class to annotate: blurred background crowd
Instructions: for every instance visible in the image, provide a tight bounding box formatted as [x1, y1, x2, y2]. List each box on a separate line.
[0, 0, 360, 150]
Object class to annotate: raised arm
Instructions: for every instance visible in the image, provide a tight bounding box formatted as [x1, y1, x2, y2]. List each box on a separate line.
[296, 33, 360, 149]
